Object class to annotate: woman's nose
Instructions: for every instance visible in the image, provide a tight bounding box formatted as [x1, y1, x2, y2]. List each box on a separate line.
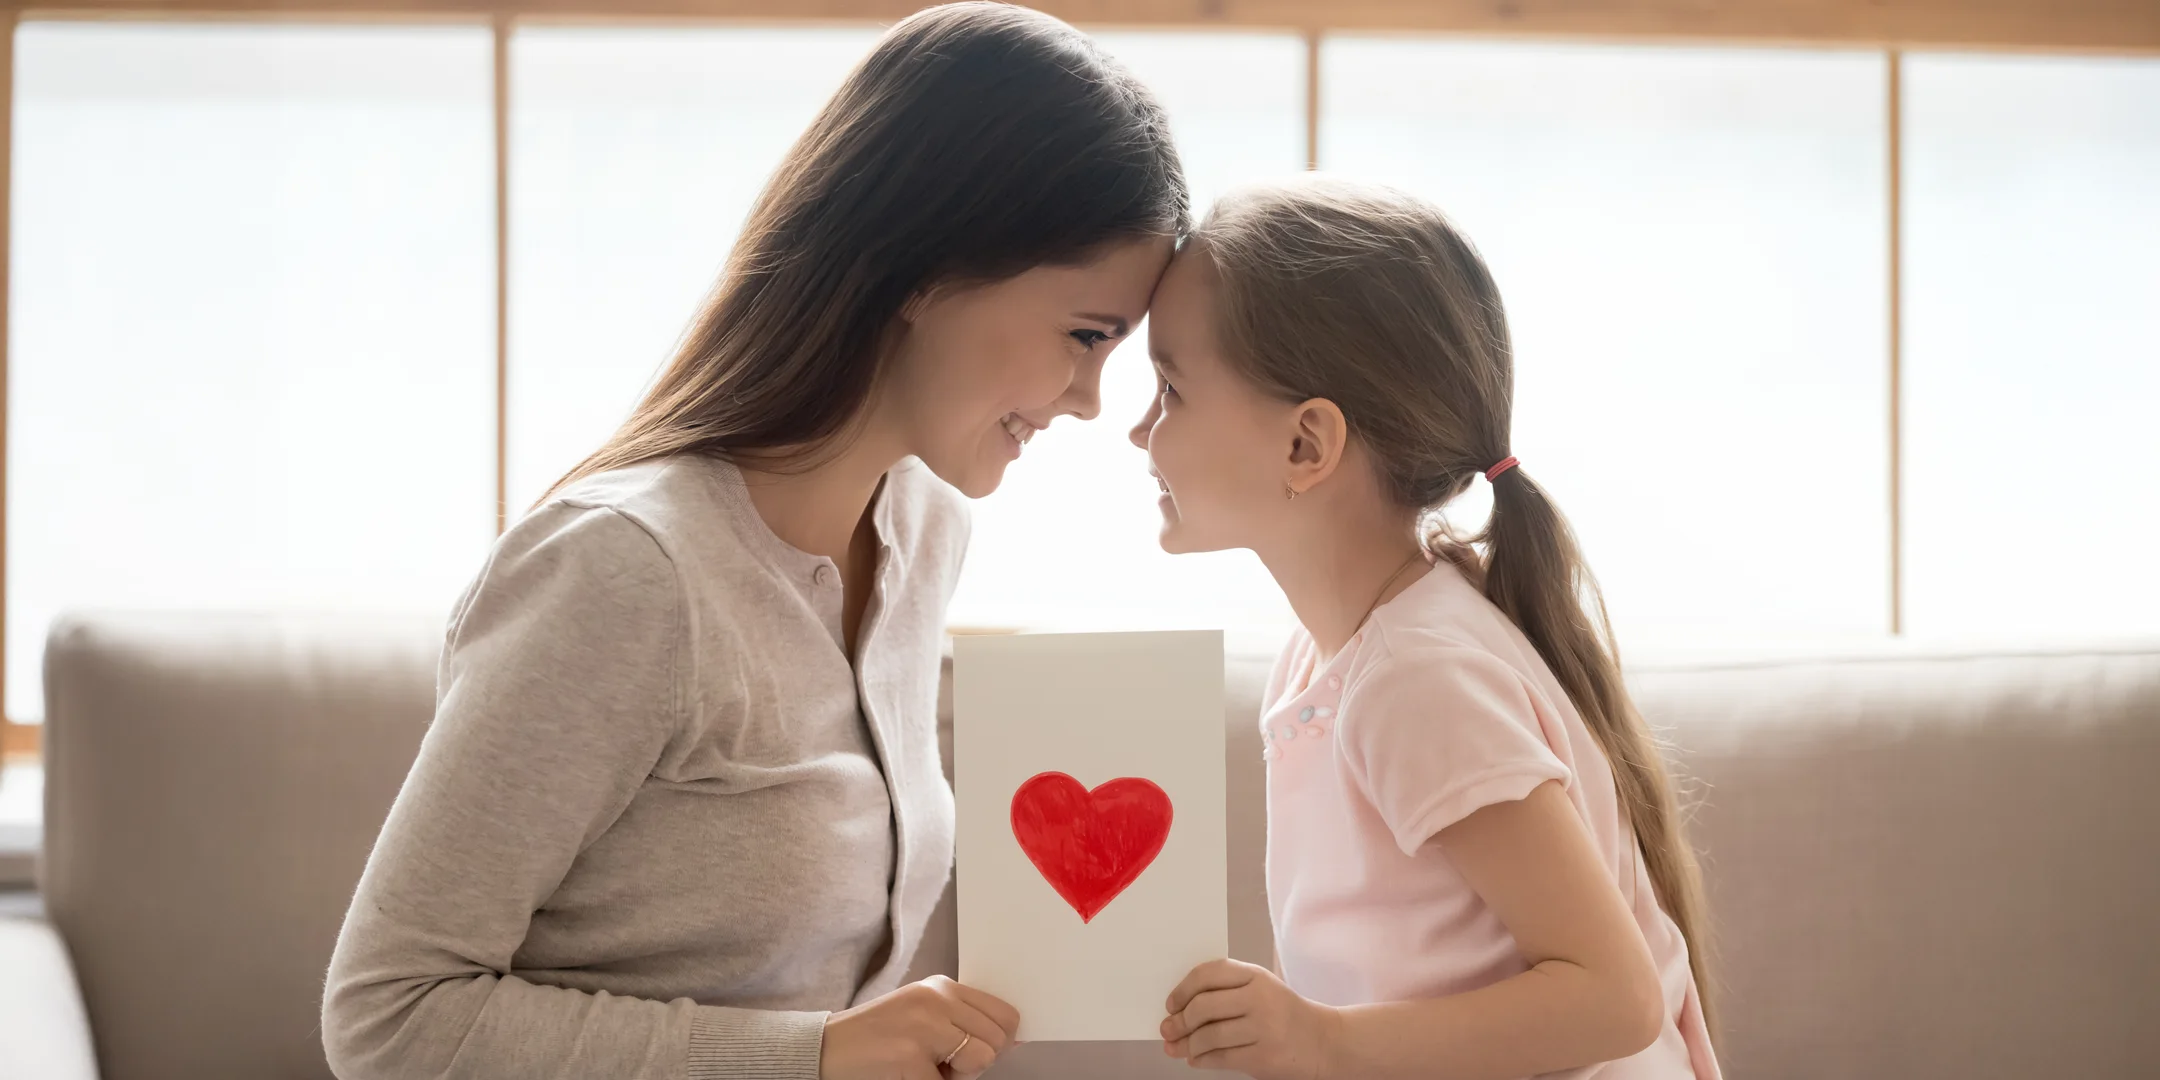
[1057, 356, 1105, 422]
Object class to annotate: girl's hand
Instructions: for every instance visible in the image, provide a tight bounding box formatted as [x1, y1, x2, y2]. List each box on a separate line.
[821, 975, 1020, 1080]
[1161, 959, 1341, 1079]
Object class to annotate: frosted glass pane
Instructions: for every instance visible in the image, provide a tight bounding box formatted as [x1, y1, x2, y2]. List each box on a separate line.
[1086, 31, 1308, 211]
[1323, 39, 1889, 647]
[946, 32, 1306, 638]
[1904, 55, 2160, 639]
[505, 27, 879, 511]
[8, 22, 496, 721]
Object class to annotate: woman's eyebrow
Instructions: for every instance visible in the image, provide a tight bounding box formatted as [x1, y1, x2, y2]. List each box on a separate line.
[1073, 312, 1131, 336]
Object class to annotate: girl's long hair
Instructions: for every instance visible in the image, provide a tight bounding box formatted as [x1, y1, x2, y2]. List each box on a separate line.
[1196, 176, 1714, 1031]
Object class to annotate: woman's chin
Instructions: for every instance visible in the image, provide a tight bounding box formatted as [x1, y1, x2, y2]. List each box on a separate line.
[956, 470, 1004, 500]
[920, 452, 1008, 500]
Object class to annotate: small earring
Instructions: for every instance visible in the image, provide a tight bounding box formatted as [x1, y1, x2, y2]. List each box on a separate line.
[1285, 483, 1300, 501]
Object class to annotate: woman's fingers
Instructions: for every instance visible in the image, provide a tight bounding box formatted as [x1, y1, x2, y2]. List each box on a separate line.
[932, 1001, 1007, 1060]
[920, 978, 1013, 1054]
[913, 977, 1018, 1080]
[1165, 959, 1255, 1015]
[938, 1025, 1000, 1079]
[945, 979, 1022, 1041]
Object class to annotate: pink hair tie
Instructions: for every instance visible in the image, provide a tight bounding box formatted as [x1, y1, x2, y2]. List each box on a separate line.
[1483, 456, 1520, 482]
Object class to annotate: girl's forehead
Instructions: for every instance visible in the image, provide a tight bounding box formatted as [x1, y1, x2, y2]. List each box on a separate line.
[1154, 245, 1219, 307]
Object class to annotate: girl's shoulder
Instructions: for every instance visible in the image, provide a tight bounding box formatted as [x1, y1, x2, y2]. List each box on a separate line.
[1343, 562, 1569, 721]
[1358, 561, 1518, 668]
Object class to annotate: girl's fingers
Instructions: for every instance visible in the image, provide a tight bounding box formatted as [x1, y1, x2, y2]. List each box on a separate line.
[1190, 1044, 1259, 1073]
[1165, 959, 1255, 1014]
[1162, 986, 1247, 1041]
[1184, 1016, 1260, 1060]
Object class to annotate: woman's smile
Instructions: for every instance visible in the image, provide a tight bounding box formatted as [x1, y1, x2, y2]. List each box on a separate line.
[1000, 412, 1041, 458]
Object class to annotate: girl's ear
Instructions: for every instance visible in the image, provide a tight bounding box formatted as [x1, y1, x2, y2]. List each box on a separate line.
[1284, 397, 1349, 497]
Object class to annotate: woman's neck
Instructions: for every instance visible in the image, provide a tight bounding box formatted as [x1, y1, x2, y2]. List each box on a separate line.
[737, 436, 901, 562]
[1259, 503, 1427, 663]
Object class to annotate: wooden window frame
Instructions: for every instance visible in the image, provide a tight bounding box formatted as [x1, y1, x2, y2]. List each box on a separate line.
[0, 0, 2154, 762]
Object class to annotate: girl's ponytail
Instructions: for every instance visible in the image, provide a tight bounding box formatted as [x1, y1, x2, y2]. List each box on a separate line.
[1478, 466, 1715, 1034]
[1198, 175, 1714, 1034]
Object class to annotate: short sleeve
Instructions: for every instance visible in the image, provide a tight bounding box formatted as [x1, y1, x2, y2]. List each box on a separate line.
[1338, 646, 1572, 857]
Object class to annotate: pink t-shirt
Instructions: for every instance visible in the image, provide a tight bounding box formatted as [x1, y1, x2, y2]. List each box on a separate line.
[1262, 559, 1719, 1080]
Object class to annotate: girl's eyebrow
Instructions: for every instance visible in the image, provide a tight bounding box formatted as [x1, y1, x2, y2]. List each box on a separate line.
[1073, 312, 1131, 336]
[1151, 349, 1179, 374]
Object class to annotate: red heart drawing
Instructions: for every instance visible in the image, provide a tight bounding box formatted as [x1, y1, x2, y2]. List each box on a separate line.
[1009, 771, 1174, 923]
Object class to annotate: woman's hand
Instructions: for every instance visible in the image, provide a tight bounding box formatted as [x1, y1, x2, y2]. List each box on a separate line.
[1161, 959, 1341, 1079]
[820, 975, 1020, 1080]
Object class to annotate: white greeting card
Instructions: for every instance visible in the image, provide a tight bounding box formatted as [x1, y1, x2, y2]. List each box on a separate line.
[954, 630, 1228, 1042]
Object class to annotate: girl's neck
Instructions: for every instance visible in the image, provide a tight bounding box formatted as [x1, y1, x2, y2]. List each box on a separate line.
[737, 433, 902, 562]
[1259, 504, 1428, 664]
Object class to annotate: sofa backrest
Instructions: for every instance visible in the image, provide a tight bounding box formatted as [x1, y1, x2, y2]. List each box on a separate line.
[40, 614, 2160, 1080]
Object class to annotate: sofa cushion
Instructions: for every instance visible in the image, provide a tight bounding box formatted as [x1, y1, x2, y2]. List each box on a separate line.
[0, 915, 100, 1080]
[42, 613, 438, 1080]
[1632, 643, 2160, 1079]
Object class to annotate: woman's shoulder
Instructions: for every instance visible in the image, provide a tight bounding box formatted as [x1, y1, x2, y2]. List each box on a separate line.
[449, 474, 684, 656]
[536, 455, 721, 541]
[520, 454, 793, 573]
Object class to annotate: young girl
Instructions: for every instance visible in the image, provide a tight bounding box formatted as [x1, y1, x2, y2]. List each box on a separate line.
[1134, 177, 1720, 1080]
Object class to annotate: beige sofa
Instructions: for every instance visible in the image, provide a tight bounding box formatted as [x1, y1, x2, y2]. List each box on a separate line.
[4, 613, 2157, 1079]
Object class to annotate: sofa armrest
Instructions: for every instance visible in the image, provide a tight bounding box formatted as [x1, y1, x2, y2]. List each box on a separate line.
[0, 916, 100, 1080]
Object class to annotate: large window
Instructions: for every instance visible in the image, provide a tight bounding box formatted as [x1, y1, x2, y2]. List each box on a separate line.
[506, 26, 882, 512]
[5, 16, 2156, 727]
[1902, 54, 2160, 639]
[9, 22, 496, 721]
[1323, 39, 1892, 647]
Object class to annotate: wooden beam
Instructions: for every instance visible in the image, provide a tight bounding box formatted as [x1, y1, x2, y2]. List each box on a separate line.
[11, 0, 2160, 52]
[493, 13, 510, 535]
[1, 13, 14, 748]
[1887, 49, 1904, 635]
[1, 720, 35, 763]
[1303, 29, 1319, 170]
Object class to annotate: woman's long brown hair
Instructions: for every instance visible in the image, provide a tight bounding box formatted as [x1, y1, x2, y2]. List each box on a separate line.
[1197, 176, 1714, 1031]
[544, 2, 1187, 502]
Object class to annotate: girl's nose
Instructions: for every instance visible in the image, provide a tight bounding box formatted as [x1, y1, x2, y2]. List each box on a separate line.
[1128, 396, 1160, 450]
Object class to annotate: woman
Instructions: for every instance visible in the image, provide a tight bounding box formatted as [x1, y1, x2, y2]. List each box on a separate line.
[321, 6, 1184, 1079]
